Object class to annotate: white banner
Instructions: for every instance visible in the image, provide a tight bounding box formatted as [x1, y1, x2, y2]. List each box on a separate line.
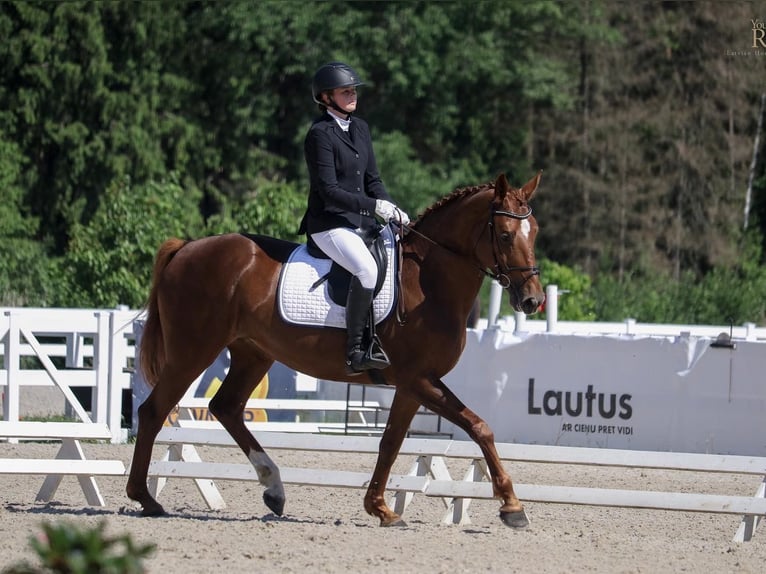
[443, 329, 766, 456]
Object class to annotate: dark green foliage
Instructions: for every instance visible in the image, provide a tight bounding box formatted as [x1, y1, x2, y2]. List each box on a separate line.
[0, 1, 763, 325]
[538, 259, 597, 322]
[205, 178, 306, 241]
[592, 232, 766, 324]
[58, 178, 204, 308]
[0, 136, 56, 306]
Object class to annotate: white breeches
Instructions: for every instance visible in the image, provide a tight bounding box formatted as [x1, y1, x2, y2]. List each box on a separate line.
[311, 227, 378, 289]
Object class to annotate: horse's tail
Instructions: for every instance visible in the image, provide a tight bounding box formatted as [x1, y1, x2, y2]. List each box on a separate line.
[139, 238, 187, 387]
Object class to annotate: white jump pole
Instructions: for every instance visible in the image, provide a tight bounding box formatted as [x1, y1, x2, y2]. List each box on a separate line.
[545, 284, 558, 333]
[514, 310, 526, 334]
[487, 280, 502, 328]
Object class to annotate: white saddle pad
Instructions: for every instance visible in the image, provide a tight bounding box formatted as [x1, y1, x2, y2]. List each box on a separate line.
[277, 227, 396, 328]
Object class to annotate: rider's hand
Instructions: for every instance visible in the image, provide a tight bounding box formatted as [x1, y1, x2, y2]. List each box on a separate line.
[375, 199, 396, 221]
[375, 199, 410, 226]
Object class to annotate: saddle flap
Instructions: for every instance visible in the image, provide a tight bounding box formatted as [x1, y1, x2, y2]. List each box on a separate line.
[277, 226, 397, 329]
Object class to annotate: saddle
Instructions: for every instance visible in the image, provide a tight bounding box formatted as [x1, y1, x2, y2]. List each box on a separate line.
[276, 225, 396, 330]
[306, 225, 389, 305]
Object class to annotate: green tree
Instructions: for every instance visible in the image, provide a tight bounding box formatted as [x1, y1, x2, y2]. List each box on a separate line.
[0, 136, 55, 306]
[537, 259, 596, 321]
[0, 0, 762, 324]
[59, 178, 204, 308]
[535, 2, 762, 281]
[374, 131, 459, 217]
[689, 231, 766, 324]
[205, 178, 305, 241]
[0, 1, 193, 251]
[355, 1, 577, 180]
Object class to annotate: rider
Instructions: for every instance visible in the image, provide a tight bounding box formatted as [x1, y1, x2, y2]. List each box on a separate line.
[299, 62, 410, 374]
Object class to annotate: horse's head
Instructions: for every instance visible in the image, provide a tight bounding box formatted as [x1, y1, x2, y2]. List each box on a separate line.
[482, 172, 545, 315]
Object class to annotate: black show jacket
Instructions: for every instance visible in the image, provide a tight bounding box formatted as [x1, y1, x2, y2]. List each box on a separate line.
[300, 113, 393, 235]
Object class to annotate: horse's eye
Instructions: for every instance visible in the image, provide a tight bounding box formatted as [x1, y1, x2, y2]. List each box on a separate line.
[500, 231, 514, 244]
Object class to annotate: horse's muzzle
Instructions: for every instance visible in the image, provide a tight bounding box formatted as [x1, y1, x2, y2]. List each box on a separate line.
[510, 290, 545, 315]
[520, 295, 544, 315]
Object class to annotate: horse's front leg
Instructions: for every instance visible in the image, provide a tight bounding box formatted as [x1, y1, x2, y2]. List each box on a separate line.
[364, 390, 420, 526]
[411, 376, 528, 528]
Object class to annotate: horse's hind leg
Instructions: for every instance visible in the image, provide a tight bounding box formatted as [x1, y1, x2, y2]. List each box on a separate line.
[364, 390, 421, 526]
[126, 360, 211, 516]
[207, 341, 284, 516]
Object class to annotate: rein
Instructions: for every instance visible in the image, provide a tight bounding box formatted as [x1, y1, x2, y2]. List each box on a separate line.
[393, 206, 540, 325]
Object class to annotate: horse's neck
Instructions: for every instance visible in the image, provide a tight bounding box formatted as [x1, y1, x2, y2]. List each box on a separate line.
[408, 204, 487, 319]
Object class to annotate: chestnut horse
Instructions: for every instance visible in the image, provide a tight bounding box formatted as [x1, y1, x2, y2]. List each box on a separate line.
[127, 172, 544, 528]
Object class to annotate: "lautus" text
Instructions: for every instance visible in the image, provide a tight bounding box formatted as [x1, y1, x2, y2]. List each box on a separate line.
[527, 378, 632, 420]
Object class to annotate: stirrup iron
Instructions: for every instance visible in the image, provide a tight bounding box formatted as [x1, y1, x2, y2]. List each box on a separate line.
[346, 338, 390, 374]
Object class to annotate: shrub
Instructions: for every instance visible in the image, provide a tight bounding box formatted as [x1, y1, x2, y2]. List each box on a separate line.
[3, 521, 155, 574]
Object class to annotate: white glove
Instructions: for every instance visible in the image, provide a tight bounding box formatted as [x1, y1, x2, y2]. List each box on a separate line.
[375, 199, 410, 226]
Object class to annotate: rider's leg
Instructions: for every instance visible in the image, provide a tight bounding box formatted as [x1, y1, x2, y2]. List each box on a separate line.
[344, 275, 389, 372]
[310, 228, 390, 372]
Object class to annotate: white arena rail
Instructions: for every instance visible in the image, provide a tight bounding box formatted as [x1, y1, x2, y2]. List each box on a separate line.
[2, 294, 764, 444]
[173, 397, 386, 435]
[487, 284, 766, 340]
[0, 421, 126, 506]
[145, 428, 766, 543]
[1, 307, 138, 443]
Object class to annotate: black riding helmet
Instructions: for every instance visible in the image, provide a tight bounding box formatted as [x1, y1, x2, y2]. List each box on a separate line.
[312, 62, 364, 107]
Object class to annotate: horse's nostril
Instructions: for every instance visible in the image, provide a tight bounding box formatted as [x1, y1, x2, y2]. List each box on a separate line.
[522, 297, 541, 315]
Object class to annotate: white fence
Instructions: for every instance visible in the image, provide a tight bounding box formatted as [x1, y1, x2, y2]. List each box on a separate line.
[148, 427, 766, 542]
[2, 296, 766, 540]
[2, 288, 765, 450]
[0, 421, 126, 505]
[487, 284, 765, 340]
[1, 307, 138, 443]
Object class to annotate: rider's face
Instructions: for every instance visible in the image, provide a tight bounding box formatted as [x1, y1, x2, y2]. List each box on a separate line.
[328, 86, 357, 114]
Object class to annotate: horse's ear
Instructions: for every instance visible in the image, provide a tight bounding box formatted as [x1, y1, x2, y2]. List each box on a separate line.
[494, 173, 511, 201]
[521, 170, 543, 201]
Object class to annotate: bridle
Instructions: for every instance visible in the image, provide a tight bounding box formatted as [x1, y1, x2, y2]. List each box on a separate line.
[393, 204, 540, 324]
[484, 205, 540, 289]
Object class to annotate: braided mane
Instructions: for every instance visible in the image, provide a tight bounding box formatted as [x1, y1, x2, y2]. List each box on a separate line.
[413, 181, 494, 226]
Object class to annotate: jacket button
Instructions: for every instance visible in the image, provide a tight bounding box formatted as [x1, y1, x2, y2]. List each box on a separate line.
[355, 154, 359, 158]
[356, 170, 361, 175]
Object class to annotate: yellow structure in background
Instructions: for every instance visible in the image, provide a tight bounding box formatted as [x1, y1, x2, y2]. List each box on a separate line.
[165, 374, 269, 426]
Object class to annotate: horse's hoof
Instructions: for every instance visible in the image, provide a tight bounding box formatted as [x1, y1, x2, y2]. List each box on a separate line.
[263, 490, 285, 516]
[380, 516, 407, 527]
[499, 509, 529, 529]
[140, 503, 166, 517]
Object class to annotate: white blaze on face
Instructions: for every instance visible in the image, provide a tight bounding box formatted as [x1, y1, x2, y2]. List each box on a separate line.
[520, 219, 531, 240]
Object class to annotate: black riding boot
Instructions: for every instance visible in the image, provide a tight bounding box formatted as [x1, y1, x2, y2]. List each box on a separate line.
[345, 276, 390, 374]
